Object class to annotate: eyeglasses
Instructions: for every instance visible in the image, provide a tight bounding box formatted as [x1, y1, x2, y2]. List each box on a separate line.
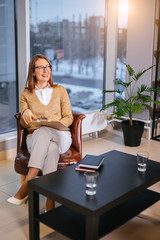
[34, 65, 52, 72]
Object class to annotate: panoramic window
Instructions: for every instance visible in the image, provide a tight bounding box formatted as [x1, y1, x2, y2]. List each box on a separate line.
[0, 0, 17, 134]
[115, 0, 128, 99]
[30, 0, 105, 112]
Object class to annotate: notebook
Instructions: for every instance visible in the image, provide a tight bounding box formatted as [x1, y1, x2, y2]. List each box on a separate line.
[78, 154, 104, 170]
[31, 119, 69, 131]
[75, 166, 96, 172]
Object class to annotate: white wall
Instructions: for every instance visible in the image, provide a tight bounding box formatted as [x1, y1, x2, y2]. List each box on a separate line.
[126, 0, 155, 120]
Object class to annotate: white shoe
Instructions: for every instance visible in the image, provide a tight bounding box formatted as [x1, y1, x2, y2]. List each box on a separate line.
[7, 195, 28, 205]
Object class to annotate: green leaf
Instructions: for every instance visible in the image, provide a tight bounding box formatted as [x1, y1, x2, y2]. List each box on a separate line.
[134, 65, 154, 81]
[131, 102, 143, 114]
[103, 90, 118, 93]
[125, 64, 134, 76]
[100, 99, 126, 112]
[137, 94, 152, 103]
[137, 84, 149, 93]
[152, 100, 160, 105]
[115, 79, 131, 88]
[146, 87, 160, 92]
[103, 89, 124, 95]
[142, 104, 153, 110]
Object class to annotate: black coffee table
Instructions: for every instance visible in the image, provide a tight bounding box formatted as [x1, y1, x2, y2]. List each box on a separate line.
[28, 150, 160, 240]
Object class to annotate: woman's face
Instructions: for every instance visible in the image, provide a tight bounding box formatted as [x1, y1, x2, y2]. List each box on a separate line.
[33, 58, 51, 86]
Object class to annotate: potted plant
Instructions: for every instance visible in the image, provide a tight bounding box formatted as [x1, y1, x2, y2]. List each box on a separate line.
[100, 64, 160, 146]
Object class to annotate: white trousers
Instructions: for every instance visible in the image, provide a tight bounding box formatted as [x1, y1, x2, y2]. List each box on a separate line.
[26, 126, 72, 175]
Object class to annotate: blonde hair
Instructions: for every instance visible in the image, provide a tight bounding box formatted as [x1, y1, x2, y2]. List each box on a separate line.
[26, 54, 55, 92]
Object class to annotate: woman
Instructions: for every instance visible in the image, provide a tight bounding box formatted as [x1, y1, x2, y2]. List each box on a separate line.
[8, 54, 73, 211]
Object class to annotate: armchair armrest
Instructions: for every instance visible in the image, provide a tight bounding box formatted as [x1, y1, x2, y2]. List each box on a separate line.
[70, 111, 86, 153]
[14, 113, 28, 152]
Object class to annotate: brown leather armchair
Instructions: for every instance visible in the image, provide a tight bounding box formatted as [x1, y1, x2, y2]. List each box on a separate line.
[14, 112, 85, 183]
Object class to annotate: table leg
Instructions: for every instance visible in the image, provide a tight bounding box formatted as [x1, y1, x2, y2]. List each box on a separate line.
[29, 189, 40, 240]
[86, 214, 99, 240]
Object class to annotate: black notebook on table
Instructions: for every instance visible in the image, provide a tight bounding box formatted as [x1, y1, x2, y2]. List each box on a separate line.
[78, 154, 104, 170]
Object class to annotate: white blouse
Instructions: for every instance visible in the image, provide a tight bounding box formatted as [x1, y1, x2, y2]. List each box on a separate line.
[35, 84, 53, 105]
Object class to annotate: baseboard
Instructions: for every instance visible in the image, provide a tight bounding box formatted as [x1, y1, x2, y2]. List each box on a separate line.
[0, 148, 16, 161]
[0, 131, 17, 161]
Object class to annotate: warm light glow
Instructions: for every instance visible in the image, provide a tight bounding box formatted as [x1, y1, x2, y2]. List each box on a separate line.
[119, 0, 128, 13]
[118, 0, 128, 28]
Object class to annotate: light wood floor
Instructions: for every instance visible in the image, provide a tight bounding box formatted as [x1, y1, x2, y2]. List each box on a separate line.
[0, 128, 160, 240]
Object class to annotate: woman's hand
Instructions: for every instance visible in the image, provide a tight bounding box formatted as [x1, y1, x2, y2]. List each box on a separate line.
[22, 109, 37, 126]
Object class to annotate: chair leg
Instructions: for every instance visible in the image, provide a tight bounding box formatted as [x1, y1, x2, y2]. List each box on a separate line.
[21, 175, 26, 184]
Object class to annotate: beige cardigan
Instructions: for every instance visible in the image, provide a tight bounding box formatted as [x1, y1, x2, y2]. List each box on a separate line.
[20, 85, 73, 133]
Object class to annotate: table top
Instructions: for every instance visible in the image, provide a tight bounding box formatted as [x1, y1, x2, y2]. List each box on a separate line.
[28, 150, 160, 216]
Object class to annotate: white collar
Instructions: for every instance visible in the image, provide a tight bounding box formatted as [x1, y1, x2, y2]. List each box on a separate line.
[35, 83, 51, 90]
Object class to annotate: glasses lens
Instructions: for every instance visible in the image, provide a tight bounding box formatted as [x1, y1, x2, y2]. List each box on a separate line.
[39, 66, 44, 71]
[35, 65, 52, 71]
[46, 66, 51, 71]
